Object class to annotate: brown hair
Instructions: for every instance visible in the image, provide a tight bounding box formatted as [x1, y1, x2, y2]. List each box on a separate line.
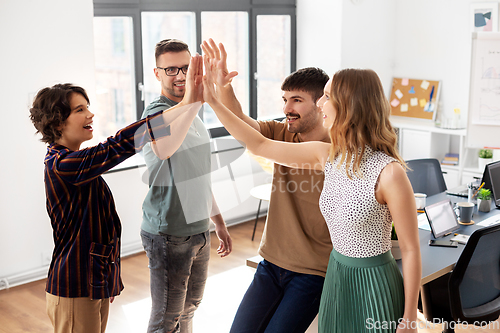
[281, 67, 329, 102]
[328, 68, 405, 178]
[29, 84, 90, 144]
[155, 39, 190, 64]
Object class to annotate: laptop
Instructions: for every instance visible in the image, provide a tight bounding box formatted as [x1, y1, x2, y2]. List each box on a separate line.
[446, 160, 500, 200]
[424, 200, 460, 238]
[484, 160, 500, 208]
[446, 184, 468, 197]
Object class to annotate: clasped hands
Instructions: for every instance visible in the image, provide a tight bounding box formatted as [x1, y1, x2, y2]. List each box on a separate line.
[180, 39, 238, 107]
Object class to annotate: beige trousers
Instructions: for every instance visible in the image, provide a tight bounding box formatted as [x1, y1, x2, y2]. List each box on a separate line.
[46, 292, 110, 333]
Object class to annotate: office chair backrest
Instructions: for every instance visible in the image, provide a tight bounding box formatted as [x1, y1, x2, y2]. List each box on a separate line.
[405, 158, 447, 196]
[448, 224, 500, 323]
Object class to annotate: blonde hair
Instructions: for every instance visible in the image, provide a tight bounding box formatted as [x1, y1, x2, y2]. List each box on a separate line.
[328, 68, 405, 178]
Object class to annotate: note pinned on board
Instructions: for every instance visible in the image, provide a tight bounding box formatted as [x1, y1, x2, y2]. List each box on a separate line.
[390, 77, 440, 120]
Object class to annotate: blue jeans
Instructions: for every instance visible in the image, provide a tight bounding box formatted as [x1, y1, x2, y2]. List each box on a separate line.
[140, 230, 210, 333]
[230, 260, 325, 333]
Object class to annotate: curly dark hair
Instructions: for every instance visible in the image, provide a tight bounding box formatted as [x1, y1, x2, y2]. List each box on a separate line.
[29, 84, 90, 144]
[281, 67, 329, 102]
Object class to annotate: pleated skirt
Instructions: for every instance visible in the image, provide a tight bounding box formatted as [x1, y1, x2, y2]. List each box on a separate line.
[318, 248, 404, 333]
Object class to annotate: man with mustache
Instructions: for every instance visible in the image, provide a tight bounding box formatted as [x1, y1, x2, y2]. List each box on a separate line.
[202, 40, 332, 333]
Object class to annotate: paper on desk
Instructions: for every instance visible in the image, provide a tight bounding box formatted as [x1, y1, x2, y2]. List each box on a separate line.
[477, 214, 500, 227]
[418, 213, 431, 231]
[451, 234, 469, 244]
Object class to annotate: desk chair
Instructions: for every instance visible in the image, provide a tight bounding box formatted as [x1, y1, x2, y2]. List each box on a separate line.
[406, 158, 447, 196]
[249, 183, 272, 241]
[421, 224, 500, 333]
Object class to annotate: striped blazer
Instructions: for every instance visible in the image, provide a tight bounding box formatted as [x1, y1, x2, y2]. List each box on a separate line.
[44, 110, 167, 299]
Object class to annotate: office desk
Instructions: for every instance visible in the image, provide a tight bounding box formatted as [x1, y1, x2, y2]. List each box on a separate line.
[248, 191, 499, 285]
[398, 191, 500, 285]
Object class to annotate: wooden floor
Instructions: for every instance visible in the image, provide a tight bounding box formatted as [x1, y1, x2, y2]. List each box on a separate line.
[0, 219, 499, 332]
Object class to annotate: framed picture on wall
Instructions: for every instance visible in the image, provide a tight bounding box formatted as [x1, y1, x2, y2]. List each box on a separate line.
[471, 2, 499, 32]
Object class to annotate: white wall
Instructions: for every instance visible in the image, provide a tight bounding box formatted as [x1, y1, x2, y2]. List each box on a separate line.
[0, 0, 97, 282]
[297, 0, 493, 128]
[296, 0, 343, 75]
[297, 0, 397, 92]
[340, 0, 397, 93]
[393, 0, 476, 128]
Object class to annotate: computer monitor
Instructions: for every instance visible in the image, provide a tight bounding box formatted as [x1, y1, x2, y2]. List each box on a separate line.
[482, 160, 500, 207]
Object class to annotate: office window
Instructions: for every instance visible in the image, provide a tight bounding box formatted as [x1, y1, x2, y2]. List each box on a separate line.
[256, 15, 291, 120]
[141, 12, 196, 108]
[113, 88, 125, 124]
[93, 0, 296, 142]
[201, 11, 249, 128]
[112, 18, 126, 56]
[93, 16, 136, 143]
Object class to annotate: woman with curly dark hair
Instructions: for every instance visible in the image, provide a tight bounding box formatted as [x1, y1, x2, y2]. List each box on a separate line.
[29, 55, 204, 333]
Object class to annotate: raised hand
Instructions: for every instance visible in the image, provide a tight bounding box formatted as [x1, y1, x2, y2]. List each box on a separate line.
[201, 39, 238, 88]
[155, 53, 204, 159]
[181, 53, 204, 106]
[202, 55, 218, 105]
[202, 38, 260, 131]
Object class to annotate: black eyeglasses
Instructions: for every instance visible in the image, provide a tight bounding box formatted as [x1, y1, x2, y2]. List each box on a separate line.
[157, 66, 189, 76]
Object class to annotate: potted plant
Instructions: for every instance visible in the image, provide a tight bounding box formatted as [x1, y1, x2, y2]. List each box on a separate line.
[390, 223, 402, 260]
[477, 188, 492, 213]
[478, 149, 493, 171]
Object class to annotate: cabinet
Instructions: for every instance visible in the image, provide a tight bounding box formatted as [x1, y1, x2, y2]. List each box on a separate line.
[460, 149, 488, 183]
[391, 117, 500, 188]
[462, 170, 483, 185]
[442, 167, 460, 189]
[399, 128, 450, 161]
[390, 116, 467, 188]
[458, 148, 500, 183]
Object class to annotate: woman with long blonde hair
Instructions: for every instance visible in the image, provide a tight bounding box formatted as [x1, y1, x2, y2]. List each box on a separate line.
[202, 43, 421, 333]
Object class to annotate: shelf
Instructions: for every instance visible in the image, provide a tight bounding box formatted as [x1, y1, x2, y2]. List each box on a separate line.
[440, 165, 459, 171]
[392, 116, 468, 187]
[463, 167, 484, 174]
[390, 116, 467, 136]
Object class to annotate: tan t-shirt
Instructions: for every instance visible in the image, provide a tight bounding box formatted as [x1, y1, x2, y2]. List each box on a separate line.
[258, 120, 333, 277]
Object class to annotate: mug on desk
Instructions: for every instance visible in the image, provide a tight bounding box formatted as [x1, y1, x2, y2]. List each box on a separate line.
[414, 193, 427, 210]
[456, 202, 474, 224]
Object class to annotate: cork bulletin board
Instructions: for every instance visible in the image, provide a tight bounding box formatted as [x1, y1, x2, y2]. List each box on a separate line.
[389, 78, 441, 120]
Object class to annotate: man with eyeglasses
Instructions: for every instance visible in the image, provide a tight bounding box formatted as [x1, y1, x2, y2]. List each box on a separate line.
[140, 38, 232, 333]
